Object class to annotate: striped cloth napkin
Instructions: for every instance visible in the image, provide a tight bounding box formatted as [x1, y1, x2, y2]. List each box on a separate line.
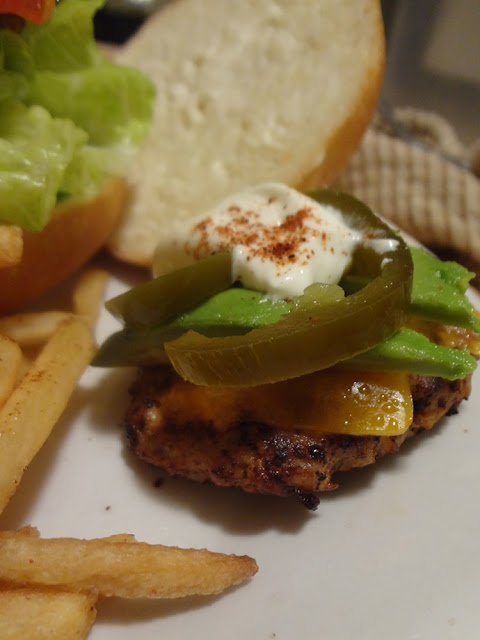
[334, 107, 480, 283]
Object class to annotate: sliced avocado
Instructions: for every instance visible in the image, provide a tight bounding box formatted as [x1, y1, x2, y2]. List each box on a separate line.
[342, 247, 480, 332]
[92, 322, 253, 367]
[93, 285, 344, 367]
[346, 328, 477, 380]
[174, 287, 293, 328]
[94, 287, 476, 377]
[95, 248, 479, 375]
[409, 247, 480, 331]
[94, 289, 293, 367]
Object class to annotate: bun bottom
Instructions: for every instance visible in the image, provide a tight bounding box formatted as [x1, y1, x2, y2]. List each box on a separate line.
[0, 177, 127, 315]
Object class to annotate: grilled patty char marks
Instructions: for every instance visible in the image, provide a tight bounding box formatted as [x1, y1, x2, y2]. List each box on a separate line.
[125, 366, 471, 509]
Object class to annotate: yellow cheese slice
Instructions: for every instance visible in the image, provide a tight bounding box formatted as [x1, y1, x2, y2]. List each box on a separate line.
[241, 369, 413, 437]
[162, 368, 413, 437]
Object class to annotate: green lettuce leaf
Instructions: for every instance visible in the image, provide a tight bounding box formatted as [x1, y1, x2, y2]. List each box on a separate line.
[21, 0, 104, 72]
[0, 99, 86, 231]
[29, 64, 155, 147]
[0, 0, 155, 232]
[0, 30, 31, 102]
[59, 144, 128, 203]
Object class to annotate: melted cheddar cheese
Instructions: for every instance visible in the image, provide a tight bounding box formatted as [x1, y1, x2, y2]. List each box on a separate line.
[161, 369, 414, 437]
[160, 318, 480, 437]
[239, 369, 413, 436]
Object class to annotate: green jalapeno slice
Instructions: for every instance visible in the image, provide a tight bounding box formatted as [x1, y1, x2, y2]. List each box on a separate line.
[93, 283, 344, 367]
[105, 251, 232, 328]
[164, 191, 413, 386]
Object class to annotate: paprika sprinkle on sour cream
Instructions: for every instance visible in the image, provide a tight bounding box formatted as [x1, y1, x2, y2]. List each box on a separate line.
[176, 183, 365, 300]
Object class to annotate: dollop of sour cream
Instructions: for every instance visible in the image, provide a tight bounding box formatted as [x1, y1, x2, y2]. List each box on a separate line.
[155, 183, 373, 299]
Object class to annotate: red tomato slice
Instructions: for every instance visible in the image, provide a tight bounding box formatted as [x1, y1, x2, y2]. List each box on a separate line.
[0, 0, 56, 23]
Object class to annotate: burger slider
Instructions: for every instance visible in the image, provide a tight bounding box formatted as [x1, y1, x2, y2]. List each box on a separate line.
[94, 184, 480, 509]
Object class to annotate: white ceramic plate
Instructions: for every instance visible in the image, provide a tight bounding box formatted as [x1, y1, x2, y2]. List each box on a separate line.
[3, 261, 480, 640]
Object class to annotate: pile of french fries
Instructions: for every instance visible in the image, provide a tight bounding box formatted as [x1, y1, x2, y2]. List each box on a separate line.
[0, 266, 257, 639]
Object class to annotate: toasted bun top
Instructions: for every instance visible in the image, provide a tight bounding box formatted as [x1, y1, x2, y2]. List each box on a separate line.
[107, 0, 385, 268]
[0, 177, 127, 315]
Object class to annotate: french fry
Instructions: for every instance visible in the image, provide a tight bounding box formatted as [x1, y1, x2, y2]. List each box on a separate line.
[0, 587, 96, 640]
[0, 254, 258, 639]
[72, 268, 110, 328]
[0, 336, 22, 408]
[101, 533, 137, 543]
[0, 311, 72, 348]
[0, 225, 23, 269]
[15, 525, 40, 538]
[0, 531, 258, 599]
[0, 316, 96, 514]
[16, 351, 36, 384]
